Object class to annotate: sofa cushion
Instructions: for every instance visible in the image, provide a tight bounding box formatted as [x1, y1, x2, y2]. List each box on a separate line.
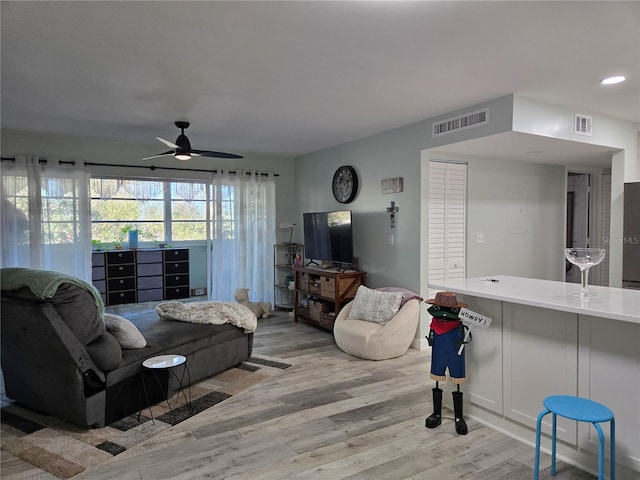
[53, 283, 105, 345]
[1, 284, 104, 345]
[85, 332, 122, 371]
[348, 285, 403, 325]
[104, 313, 147, 349]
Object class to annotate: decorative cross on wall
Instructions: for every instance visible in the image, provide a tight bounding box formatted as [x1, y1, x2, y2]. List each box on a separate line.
[386, 201, 399, 228]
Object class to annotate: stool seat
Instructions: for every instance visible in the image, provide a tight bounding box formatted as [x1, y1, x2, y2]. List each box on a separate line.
[543, 395, 614, 423]
[534, 395, 615, 480]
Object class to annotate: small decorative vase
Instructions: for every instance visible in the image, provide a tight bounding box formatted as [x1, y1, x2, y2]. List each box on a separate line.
[128, 230, 139, 249]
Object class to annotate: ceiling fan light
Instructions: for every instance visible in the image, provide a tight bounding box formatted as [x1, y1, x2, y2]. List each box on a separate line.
[175, 153, 191, 161]
[601, 75, 625, 85]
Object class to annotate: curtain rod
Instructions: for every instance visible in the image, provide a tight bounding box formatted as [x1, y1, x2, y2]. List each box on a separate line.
[0, 157, 279, 177]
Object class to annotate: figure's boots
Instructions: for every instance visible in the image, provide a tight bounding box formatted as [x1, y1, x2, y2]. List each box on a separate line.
[452, 390, 468, 435]
[425, 388, 443, 428]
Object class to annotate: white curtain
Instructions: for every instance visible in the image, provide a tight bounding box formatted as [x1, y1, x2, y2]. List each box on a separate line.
[208, 171, 276, 303]
[0, 156, 92, 280]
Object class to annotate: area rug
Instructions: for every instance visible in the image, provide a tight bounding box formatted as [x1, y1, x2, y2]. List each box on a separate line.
[0, 355, 291, 479]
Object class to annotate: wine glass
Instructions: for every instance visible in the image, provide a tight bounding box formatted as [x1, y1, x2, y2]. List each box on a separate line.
[564, 248, 606, 297]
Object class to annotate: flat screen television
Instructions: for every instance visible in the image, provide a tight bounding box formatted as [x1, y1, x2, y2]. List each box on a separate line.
[303, 210, 353, 265]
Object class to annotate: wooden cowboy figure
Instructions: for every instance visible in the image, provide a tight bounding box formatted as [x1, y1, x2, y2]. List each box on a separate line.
[425, 291, 471, 435]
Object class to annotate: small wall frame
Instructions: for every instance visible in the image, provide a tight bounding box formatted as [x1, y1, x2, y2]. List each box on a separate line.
[381, 177, 403, 194]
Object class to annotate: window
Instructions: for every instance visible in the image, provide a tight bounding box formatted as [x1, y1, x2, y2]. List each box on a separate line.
[170, 182, 208, 241]
[1, 157, 91, 276]
[4, 174, 85, 245]
[90, 178, 208, 244]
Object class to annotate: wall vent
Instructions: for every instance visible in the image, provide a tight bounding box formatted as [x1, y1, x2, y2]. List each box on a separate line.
[574, 113, 593, 136]
[432, 108, 489, 137]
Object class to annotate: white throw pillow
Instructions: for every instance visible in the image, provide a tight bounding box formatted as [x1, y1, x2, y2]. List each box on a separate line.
[347, 285, 403, 325]
[103, 313, 147, 349]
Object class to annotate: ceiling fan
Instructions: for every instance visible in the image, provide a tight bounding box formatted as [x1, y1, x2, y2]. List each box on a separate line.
[143, 121, 243, 161]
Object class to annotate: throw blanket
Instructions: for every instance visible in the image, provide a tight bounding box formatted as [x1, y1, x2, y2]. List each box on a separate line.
[0, 267, 105, 318]
[155, 301, 257, 333]
[376, 287, 424, 307]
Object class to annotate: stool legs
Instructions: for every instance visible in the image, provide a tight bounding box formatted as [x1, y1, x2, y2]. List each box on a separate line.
[534, 408, 550, 480]
[610, 417, 615, 480]
[535, 410, 616, 480]
[594, 422, 604, 479]
[551, 412, 557, 475]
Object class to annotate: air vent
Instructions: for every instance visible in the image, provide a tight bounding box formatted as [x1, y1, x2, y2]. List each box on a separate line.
[574, 113, 593, 136]
[432, 108, 489, 137]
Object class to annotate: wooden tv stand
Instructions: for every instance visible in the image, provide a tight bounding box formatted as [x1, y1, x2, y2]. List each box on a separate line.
[293, 266, 366, 331]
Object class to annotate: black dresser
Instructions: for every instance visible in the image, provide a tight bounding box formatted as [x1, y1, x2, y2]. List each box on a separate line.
[91, 248, 190, 305]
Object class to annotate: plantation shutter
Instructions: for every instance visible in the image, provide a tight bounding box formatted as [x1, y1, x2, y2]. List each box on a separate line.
[428, 161, 467, 286]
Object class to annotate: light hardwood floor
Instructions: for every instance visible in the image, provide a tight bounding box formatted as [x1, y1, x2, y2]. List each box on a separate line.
[2, 312, 596, 480]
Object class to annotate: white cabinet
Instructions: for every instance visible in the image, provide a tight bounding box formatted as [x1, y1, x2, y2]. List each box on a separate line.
[273, 244, 303, 310]
[503, 303, 578, 444]
[458, 294, 503, 414]
[579, 315, 640, 471]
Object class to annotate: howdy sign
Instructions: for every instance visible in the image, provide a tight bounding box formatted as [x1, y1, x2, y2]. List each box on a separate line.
[459, 308, 492, 329]
[457, 308, 493, 355]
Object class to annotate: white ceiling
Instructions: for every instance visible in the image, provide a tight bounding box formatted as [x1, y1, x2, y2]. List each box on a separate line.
[1, 1, 639, 160]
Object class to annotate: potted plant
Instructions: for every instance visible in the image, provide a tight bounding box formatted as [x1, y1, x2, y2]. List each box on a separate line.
[119, 226, 139, 249]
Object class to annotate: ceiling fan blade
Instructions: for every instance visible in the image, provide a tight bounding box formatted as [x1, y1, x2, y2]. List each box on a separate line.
[142, 153, 172, 161]
[156, 137, 179, 150]
[192, 149, 244, 159]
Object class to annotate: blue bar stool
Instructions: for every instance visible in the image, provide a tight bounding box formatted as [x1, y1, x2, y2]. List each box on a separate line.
[534, 395, 615, 480]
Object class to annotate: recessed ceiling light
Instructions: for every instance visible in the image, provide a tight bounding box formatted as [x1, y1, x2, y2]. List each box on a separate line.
[601, 75, 626, 85]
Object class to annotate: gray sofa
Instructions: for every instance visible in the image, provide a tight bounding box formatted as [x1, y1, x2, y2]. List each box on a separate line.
[0, 268, 253, 428]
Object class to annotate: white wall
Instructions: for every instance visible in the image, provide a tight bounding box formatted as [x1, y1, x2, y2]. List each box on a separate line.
[294, 121, 425, 291]
[428, 153, 566, 281]
[511, 96, 640, 286]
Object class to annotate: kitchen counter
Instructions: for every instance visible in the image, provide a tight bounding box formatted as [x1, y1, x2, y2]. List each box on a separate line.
[429, 275, 639, 323]
[428, 275, 640, 479]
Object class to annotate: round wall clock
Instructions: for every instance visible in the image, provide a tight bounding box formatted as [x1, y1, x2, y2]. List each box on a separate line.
[332, 165, 358, 204]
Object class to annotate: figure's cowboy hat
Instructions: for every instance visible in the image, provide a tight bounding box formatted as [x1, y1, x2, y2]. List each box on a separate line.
[426, 291, 468, 309]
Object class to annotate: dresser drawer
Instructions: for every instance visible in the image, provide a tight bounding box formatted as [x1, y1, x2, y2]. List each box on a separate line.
[137, 288, 163, 302]
[165, 287, 189, 300]
[92, 253, 105, 267]
[108, 290, 136, 305]
[137, 263, 163, 277]
[165, 274, 189, 287]
[108, 277, 136, 292]
[106, 250, 135, 264]
[163, 249, 189, 262]
[92, 280, 106, 294]
[92, 266, 105, 281]
[165, 261, 189, 274]
[137, 276, 163, 290]
[136, 250, 163, 264]
[108, 264, 135, 278]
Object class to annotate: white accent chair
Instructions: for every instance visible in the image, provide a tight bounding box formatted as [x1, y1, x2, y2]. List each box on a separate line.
[333, 298, 420, 360]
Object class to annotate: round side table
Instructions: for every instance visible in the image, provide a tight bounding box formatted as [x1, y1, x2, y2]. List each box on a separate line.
[139, 354, 192, 424]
